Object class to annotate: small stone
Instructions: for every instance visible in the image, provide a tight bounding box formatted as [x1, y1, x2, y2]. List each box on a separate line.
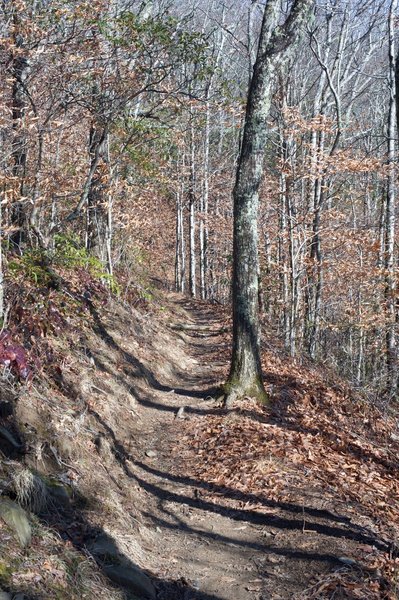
[176, 407, 186, 419]
[266, 554, 282, 564]
[338, 556, 357, 567]
[103, 564, 156, 599]
[0, 498, 31, 547]
[0, 591, 12, 600]
[145, 450, 157, 458]
[261, 530, 274, 538]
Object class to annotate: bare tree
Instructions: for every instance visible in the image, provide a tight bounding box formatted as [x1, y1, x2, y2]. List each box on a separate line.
[224, 0, 314, 406]
[385, 0, 397, 394]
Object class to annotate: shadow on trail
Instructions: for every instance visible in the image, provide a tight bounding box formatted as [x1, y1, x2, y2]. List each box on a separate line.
[141, 511, 344, 564]
[86, 299, 225, 409]
[132, 467, 389, 554]
[2, 450, 226, 600]
[46, 294, 395, 595]
[262, 371, 399, 475]
[135, 461, 351, 526]
[86, 398, 390, 558]
[86, 299, 271, 423]
[39, 494, 225, 600]
[90, 299, 399, 475]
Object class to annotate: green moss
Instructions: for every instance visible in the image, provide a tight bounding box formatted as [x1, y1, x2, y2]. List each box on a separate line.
[222, 375, 269, 406]
[0, 560, 13, 586]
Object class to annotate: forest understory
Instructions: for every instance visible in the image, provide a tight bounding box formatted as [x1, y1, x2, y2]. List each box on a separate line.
[0, 272, 398, 600]
[2, 1, 399, 597]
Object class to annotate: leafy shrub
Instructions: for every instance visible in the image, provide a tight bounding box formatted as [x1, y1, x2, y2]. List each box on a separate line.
[8, 250, 54, 287]
[54, 235, 120, 294]
[8, 236, 120, 295]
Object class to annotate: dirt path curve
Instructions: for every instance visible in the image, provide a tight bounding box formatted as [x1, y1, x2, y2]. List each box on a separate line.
[126, 297, 377, 600]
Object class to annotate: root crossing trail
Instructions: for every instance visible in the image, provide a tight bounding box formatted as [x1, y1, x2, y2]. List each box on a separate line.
[122, 297, 377, 600]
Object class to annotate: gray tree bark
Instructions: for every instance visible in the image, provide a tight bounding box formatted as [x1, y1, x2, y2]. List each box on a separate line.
[385, 0, 397, 394]
[224, 0, 314, 405]
[10, 10, 30, 252]
[188, 113, 197, 298]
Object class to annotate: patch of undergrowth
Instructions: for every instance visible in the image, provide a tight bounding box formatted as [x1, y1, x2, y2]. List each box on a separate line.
[0, 330, 32, 380]
[4, 237, 122, 383]
[53, 235, 120, 295]
[0, 516, 123, 599]
[8, 235, 119, 295]
[0, 559, 13, 587]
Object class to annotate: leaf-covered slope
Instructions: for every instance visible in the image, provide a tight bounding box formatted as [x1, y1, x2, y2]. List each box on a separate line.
[175, 327, 399, 599]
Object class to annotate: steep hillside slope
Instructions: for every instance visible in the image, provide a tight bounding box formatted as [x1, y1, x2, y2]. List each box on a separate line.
[0, 281, 398, 599]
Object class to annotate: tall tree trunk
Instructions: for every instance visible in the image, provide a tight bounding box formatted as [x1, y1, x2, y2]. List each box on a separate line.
[86, 123, 108, 261]
[224, 0, 314, 405]
[105, 161, 115, 279]
[175, 152, 186, 293]
[278, 143, 290, 347]
[175, 151, 186, 293]
[199, 94, 210, 300]
[10, 13, 30, 252]
[385, 0, 397, 394]
[188, 114, 196, 297]
[175, 189, 182, 292]
[0, 199, 4, 322]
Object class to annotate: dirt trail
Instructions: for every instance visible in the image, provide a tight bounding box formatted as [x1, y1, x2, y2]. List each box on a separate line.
[122, 297, 376, 600]
[130, 297, 268, 600]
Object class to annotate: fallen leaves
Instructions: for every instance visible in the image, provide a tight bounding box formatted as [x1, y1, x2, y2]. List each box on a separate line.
[173, 335, 399, 599]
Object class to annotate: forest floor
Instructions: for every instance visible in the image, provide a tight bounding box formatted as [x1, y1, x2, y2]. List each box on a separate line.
[1, 286, 398, 599]
[129, 295, 398, 600]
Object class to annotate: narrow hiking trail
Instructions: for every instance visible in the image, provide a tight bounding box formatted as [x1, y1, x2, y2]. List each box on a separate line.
[131, 297, 274, 600]
[120, 296, 387, 600]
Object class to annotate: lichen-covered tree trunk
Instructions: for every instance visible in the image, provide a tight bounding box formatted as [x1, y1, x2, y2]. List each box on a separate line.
[224, 0, 314, 406]
[188, 114, 197, 298]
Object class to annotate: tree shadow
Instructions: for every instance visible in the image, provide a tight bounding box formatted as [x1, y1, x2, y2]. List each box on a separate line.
[40, 499, 225, 600]
[84, 298, 399, 493]
[260, 371, 399, 475]
[141, 510, 346, 564]
[85, 300, 225, 409]
[135, 461, 352, 526]
[0, 456, 226, 600]
[131, 467, 389, 554]
[85, 405, 390, 556]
